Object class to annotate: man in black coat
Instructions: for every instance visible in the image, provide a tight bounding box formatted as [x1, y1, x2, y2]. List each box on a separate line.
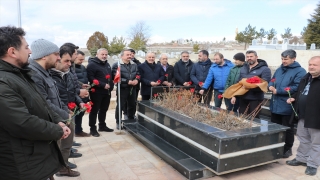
[0, 26, 70, 180]
[87, 48, 114, 137]
[112, 49, 140, 129]
[74, 50, 90, 137]
[174, 51, 194, 86]
[158, 53, 174, 86]
[286, 56, 320, 176]
[138, 52, 164, 100]
[50, 46, 84, 177]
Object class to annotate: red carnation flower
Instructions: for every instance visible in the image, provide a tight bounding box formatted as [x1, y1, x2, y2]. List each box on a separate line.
[270, 78, 276, 83]
[188, 81, 192, 85]
[154, 93, 158, 97]
[89, 101, 94, 105]
[91, 88, 96, 92]
[105, 74, 111, 79]
[93, 79, 99, 85]
[136, 75, 140, 79]
[190, 88, 195, 93]
[83, 104, 92, 113]
[246, 76, 261, 84]
[157, 80, 161, 84]
[218, 94, 223, 99]
[165, 74, 168, 77]
[68, 102, 77, 110]
[199, 82, 203, 86]
[284, 87, 291, 91]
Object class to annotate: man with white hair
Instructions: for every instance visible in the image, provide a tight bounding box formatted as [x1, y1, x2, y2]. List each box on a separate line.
[158, 53, 174, 86]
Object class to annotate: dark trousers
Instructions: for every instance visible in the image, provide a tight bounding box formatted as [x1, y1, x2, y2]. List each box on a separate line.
[89, 93, 111, 131]
[116, 87, 137, 124]
[213, 90, 228, 108]
[239, 98, 262, 118]
[271, 113, 294, 152]
[142, 95, 151, 100]
[123, 89, 139, 115]
[225, 97, 240, 112]
[75, 111, 85, 134]
[197, 90, 213, 106]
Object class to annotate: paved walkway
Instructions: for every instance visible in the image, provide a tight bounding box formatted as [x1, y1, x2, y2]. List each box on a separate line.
[55, 110, 320, 180]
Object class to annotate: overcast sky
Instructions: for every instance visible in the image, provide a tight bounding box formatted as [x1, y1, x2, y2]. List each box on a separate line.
[0, 0, 318, 48]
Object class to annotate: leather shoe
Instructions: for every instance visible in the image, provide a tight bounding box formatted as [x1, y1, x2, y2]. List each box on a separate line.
[305, 166, 317, 176]
[69, 152, 82, 158]
[72, 142, 82, 147]
[283, 149, 292, 158]
[67, 161, 77, 169]
[90, 130, 100, 137]
[75, 131, 90, 137]
[98, 126, 114, 132]
[286, 158, 307, 166]
[71, 148, 78, 153]
[56, 167, 80, 177]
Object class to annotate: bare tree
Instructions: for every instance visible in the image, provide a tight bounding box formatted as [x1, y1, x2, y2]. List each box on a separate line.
[128, 21, 151, 51]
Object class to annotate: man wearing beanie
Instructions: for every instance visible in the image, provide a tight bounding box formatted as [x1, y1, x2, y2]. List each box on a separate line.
[224, 52, 246, 112]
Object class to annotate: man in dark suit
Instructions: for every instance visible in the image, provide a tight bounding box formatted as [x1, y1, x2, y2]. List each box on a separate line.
[158, 53, 174, 87]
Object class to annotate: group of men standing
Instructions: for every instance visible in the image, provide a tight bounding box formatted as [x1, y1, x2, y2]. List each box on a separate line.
[1, 25, 320, 179]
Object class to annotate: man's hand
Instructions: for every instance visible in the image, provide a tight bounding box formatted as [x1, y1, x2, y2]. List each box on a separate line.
[151, 81, 160, 86]
[82, 84, 90, 89]
[199, 90, 204, 95]
[79, 89, 89, 98]
[287, 98, 295, 104]
[132, 79, 138, 85]
[105, 84, 110, 89]
[231, 97, 236, 104]
[58, 122, 71, 139]
[79, 103, 85, 108]
[183, 82, 190, 86]
[269, 86, 277, 94]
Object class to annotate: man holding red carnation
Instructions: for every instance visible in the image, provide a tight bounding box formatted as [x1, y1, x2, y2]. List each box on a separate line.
[112, 49, 140, 129]
[86, 48, 114, 137]
[285, 56, 320, 176]
[268, 49, 306, 159]
[231, 50, 271, 117]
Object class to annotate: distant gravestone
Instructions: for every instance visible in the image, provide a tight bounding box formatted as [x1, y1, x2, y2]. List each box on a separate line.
[112, 55, 118, 59]
[263, 41, 267, 44]
[311, 43, 316, 50]
[272, 37, 278, 44]
[252, 39, 257, 46]
[283, 38, 288, 44]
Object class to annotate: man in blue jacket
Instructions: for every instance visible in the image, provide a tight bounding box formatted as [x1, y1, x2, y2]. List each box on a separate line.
[190, 50, 213, 105]
[199, 52, 234, 107]
[269, 49, 306, 158]
[231, 50, 271, 117]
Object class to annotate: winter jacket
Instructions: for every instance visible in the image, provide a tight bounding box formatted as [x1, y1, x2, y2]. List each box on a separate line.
[70, 64, 81, 96]
[158, 62, 175, 84]
[75, 63, 89, 103]
[86, 57, 114, 94]
[202, 59, 234, 92]
[132, 58, 142, 90]
[29, 60, 69, 119]
[224, 64, 243, 90]
[269, 62, 306, 115]
[50, 69, 83, 106]
[290, 73, 320, 129]
[112, 59, 140, 88]
[174, 59, 194, 85]
[238, 59, 271, 100]
[0, 59, 65, 180]
[190, 59, 212, 90]
[138, 61, 165, 96]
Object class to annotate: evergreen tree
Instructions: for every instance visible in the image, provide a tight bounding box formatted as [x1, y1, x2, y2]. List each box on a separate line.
[235, 24, 256, 49]
[267, 28, 277, 40]
[303, 3, 320, 48]
[109, 36, 126, 55]
[281, 27, 293, 39]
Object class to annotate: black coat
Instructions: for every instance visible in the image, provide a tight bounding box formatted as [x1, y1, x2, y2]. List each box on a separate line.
[190, 59, 212, 90]
[132, 58, 142, 90]
[0, 60, 65, 179]
[138, 61, 165, 96]
[50, 70, 83, 106]
[29, 60, 69, 119]
[291, 73, 320, 129]
[86, 57, 114, 94]
[75, 64, 89, 102]
[174, 59, 194, 86]
[157, 61, 175, 84]
[112, 59, 140, 88]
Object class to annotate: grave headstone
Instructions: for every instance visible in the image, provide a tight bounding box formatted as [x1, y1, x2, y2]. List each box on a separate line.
[283, 38, 288, 44]
[272, 37, 278, 44]
[252, 39, 257, 46]
[311, 43, 316, 50]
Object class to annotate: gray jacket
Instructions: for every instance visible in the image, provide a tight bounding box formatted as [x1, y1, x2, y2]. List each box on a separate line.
[29, 60, 69, 119]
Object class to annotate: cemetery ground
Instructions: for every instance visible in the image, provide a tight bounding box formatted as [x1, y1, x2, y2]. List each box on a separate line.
[55, 91, 320, 180]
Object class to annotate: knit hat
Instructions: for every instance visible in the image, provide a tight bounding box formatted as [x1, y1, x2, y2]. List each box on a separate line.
[233, 53, 245, 62]
[31, 39, 59, 60]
